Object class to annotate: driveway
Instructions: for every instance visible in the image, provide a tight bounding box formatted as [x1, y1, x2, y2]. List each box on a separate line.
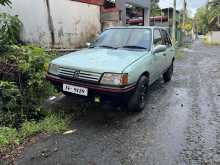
[16, 40, 220, 165]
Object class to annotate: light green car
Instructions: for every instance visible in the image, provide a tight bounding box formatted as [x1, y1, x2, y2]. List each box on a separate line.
[46, 26, 175, 112]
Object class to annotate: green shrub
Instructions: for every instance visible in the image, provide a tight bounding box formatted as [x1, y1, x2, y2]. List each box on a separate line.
[0, 0, 11, 6]
[19, 121, 41, 139]
[0, 127, 19, 147]
[0, 45, 57, 127]
[0, 13, 22, 52]
[0, 81, 21, 127]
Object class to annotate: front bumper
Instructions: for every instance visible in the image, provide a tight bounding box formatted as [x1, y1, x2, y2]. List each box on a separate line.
[46, 74, 136, 104]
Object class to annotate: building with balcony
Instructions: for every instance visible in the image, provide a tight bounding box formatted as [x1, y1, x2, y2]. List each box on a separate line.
[101, 0, 151, 30]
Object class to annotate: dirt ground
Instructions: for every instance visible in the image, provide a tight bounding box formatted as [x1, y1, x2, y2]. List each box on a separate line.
[12, 40, 220, 165]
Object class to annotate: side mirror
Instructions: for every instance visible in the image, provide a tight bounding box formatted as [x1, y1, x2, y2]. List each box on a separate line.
[152, 45, 167, 54]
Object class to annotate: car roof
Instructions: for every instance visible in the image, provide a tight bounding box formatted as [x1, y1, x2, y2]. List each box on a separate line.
[106, 26, 169, 30]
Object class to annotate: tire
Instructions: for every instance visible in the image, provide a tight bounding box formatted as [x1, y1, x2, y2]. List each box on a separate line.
[126, 76, 149, 112]
[163, 62, 174, 83]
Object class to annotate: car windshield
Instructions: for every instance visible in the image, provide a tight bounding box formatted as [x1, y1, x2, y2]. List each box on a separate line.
[94, 28, 151, 51]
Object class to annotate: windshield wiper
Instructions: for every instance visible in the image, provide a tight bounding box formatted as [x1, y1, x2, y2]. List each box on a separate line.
[97, 45, 118, 49]
[121, 45, 147, 50]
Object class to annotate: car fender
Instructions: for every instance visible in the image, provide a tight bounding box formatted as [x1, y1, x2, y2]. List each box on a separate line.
[122, 54, 155, 85]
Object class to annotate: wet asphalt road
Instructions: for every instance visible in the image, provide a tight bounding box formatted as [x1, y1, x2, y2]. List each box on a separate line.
[16, 40, 220, 165]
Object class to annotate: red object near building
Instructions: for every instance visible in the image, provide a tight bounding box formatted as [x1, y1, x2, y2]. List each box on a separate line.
[127, 17, 143, 25]
[76, 0, 104, 5]
[101, 7, 119, 13]
[150, 16, 168, 22]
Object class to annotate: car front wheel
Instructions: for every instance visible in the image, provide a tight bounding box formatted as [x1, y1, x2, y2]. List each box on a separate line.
[126, 76, 149, 112]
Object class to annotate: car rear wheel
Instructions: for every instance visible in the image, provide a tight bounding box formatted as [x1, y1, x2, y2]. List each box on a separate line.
[126, 76, 149, 112]
[163, 62, 174, 83]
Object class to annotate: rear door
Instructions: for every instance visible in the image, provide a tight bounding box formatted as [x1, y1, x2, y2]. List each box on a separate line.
[161, 29, 175, 70]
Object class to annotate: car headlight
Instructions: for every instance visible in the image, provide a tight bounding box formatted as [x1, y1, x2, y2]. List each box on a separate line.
[101, 73, 128, 86]
[48, 63, 59, 75]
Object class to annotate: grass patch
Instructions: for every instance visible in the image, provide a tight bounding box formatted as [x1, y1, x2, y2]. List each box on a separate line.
[0, 115, 68, 149]
[0, 127, 19, 147]
[176, 49, 185, 60]
[184, 43, 192, 49]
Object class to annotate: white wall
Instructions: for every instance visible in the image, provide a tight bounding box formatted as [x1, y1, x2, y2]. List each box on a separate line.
[0, 0, 51, 47]
[50, 0, 100, 48]
[208, 31, 220, 43]
[0, 0, 101, 49]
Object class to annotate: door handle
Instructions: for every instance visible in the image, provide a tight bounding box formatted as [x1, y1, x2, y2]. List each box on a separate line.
[163, 53, 167, 56]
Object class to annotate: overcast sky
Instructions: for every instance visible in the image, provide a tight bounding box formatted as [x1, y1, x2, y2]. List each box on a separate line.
[159, 0, 208, 16]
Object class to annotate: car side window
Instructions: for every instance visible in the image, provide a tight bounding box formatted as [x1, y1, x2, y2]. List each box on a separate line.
[161, 30, 172, 47]
[153, 29, 163, 46]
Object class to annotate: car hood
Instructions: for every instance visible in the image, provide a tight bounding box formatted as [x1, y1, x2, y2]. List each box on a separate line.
[52, 48, 147, 73]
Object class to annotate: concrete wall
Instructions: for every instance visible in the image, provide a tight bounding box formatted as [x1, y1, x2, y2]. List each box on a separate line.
[0, 0, 101, 49]
[207, 31, 220, 43]
[0, 0, 51, 47]
[49, 0, 100, 48]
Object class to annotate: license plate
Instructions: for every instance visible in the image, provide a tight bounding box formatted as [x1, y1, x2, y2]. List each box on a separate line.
[63, 84, 88, 96]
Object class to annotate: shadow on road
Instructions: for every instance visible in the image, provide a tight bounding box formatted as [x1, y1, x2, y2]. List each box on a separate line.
[45, 78, 167, 129]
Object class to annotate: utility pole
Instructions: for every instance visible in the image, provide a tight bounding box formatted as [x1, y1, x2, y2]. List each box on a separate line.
[182, 0, 187, 32]
[172, 0, 176, 43]
[182, 0, 187, 37]
[206, 0, 209, 32]
[181, 0, 187, 44]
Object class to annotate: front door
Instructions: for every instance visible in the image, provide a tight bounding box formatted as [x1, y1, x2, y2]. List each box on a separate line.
[152, 29, 167, 77]
[161, 29, 175, 70]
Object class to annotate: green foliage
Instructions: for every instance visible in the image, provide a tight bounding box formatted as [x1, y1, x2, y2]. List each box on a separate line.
[0, 0, 11, 6]
[0, 127, 18, 147]
[0, 5, 67, 150]
[195, 7, 209, 34]
[0, 13, 22, 50]
[207, 0, 220, 31]
[181, 22, 193, 32]
[0, 81, 21, 127]
[0, 115, 68, 148]
[150, 0, 161, 16]
[0, 13, 22, 54]
[0, 81, 20, 111]
[195, 1, 220, 34]
[20, 115, 68, 138]
[176, 49, 184, 60]
[208, 0, 220, 20]
[0, 46, 57, 127]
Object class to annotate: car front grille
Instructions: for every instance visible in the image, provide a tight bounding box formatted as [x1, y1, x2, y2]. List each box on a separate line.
[58, 67, 102, 83]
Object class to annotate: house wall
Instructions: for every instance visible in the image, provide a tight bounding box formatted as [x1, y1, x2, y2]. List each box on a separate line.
[0, 0, 101, 49]
[0, 0, 51, 47]
[49, 0, 101, 48]
[207, 31, 220, 43]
